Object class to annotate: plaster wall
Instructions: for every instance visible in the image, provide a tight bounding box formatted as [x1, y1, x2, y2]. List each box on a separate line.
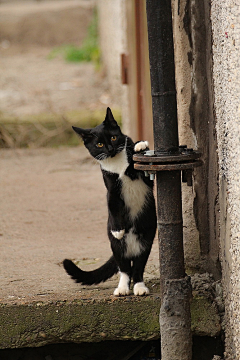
[97, 0, 130, 125]
[171, 0, 201, 272]
[172, 0, 223, 279]
[211, 1, 240, 358]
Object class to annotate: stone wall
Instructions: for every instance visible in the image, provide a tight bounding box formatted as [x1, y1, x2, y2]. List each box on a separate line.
[172, 0, 220, 275]
[211, 1, 240, 358]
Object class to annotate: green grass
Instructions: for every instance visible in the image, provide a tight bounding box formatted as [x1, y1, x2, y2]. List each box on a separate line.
[48, 8, 100, 68]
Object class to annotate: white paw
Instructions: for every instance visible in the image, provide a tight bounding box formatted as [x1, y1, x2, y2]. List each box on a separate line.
[113, 286, 130, 296]
[111, 229, 125, 239]
[134, 141, 149, 152]
[114, 272, 130, 296]
[133, 282, 149, 296]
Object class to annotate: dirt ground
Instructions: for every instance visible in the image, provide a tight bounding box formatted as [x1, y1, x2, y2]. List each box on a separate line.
[0, 48, 111, 116]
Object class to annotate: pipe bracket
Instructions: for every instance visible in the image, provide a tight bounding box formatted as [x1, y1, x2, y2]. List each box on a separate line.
[133, 147, 202, 185]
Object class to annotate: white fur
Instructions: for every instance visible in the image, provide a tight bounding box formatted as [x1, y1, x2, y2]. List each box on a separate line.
[134, 141, 149, 152]
[133, 282, 149, 296]
[99, 147, 150, 220]
[121, 175, 150, 219]
[125, 229, 143, 258]
[111, 229, 125, 239]
[114, 272, 130, 296]
[98, 148, 128, 177]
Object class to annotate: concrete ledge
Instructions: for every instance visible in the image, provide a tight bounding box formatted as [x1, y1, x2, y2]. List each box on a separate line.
[0, 289, 221, 349]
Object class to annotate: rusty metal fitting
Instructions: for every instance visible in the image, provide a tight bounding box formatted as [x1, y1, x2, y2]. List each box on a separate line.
[133, 147, 202, 185]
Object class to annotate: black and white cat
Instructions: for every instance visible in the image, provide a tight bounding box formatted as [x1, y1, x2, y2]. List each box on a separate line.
[63, 107, 157, 296]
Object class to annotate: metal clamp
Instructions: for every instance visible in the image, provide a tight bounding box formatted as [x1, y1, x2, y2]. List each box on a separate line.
[133, 146, 202, 185]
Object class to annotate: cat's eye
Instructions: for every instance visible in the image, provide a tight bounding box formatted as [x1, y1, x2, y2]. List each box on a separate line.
[97, 143, 104, 148]
[111, 136, 117, 141]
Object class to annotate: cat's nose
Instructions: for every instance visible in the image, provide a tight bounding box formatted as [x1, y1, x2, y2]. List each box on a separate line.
[108, 145, 114, 152]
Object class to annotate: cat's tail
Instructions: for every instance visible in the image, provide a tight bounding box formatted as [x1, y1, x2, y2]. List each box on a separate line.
[63, 256, 118, 285]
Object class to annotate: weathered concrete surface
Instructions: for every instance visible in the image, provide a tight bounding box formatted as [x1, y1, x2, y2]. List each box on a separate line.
[0, 147, 221, 349]
[0, 288, 221, 349]
[0, 289, 161, 349]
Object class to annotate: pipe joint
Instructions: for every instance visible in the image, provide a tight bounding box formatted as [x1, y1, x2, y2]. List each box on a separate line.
[133, 147, 202, 184]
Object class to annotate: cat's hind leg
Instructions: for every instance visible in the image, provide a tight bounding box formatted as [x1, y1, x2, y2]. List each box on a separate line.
[113, 259, 131, 296]
[114, 272, 130, 296]
[132, 252, 150, 296]
[133, 282, 149, 296]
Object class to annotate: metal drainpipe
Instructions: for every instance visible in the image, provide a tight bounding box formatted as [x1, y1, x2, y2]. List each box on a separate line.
[133, 1, 201, 359]
[145, 0, 184, 296]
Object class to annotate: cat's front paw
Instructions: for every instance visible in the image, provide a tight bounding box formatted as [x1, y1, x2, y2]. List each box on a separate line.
[111, 229, 125, 239]
[133, 282, 149, 296]
[134, 141, 149, 152]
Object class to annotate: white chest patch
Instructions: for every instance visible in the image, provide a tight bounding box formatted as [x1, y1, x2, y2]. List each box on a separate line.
[125, 230, 143, 258]
[98, 148, 128, 177]
[121, 175, 150, 219]
[99, 147, 150, 219]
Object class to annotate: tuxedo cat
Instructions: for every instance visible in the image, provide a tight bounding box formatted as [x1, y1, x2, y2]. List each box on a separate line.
[63, 107, 157, 296]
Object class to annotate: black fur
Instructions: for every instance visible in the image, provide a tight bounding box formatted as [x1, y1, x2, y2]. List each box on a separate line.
[63, 107, 157, 294]
[63, 256, 118, 285]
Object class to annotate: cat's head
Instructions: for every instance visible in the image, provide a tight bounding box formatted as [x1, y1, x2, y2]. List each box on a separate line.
[73, 107, 126, 160]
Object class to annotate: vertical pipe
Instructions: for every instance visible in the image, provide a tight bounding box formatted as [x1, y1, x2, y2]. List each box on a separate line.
[146, 0, 179, 153]
[156, 170, 185, 295]
[145, 0, 184, 302]
[145, 1, 192, 359]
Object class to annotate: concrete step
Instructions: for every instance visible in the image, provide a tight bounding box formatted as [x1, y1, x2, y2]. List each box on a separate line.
[0, 281, 221, 349]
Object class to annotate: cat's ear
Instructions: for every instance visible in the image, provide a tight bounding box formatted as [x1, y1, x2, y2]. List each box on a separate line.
[104, 107, 118, 128]
[72, 126, 93, 141]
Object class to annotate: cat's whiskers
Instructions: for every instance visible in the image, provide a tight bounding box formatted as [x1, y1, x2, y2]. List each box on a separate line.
[95, 153, 108, 161]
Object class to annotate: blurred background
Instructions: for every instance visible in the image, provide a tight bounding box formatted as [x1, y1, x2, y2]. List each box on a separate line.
[0, 0, 154, 149]
[0, 0, 120, 148]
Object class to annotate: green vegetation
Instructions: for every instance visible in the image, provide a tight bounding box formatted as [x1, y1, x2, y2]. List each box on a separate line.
[48, 8, 100, 68]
